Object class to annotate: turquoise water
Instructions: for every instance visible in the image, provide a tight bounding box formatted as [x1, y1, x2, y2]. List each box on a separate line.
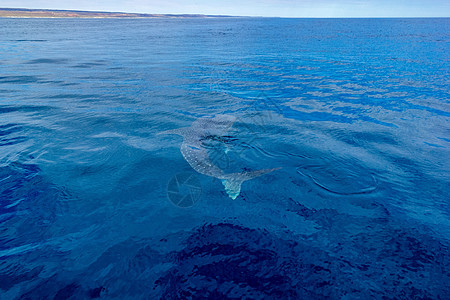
[0, 18, 449, 298]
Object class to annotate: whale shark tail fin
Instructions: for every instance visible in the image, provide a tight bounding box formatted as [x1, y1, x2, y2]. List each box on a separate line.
[221, 167, 281, 200]
[157, 127, 188, 136]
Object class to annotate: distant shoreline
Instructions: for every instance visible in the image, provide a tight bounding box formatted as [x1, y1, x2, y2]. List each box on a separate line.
[0, 8, 235, 18]
[0, 16, 233, 19]
[1, 8, 447, 19]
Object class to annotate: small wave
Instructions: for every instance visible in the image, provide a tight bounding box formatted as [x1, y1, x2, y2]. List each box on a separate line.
[71, 61, 108, 69]
[25, 58, 69, 64]
[10, 39, 47, 42]
[0, 105, 52, 114]
[0, 75, 41, 84]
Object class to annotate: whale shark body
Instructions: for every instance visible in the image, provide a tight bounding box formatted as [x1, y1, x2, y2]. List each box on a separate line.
[159, 115, 280, 199]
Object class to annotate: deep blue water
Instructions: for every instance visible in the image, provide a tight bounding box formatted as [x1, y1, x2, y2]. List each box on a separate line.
[0, 17, 449, 299]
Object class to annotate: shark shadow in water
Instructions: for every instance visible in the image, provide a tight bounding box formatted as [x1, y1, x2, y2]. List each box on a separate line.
[159, 115, 280, 199]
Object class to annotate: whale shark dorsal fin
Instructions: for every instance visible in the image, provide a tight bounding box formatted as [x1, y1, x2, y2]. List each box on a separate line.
[221, 167, 281, 200]
[157, 127, 189, 137]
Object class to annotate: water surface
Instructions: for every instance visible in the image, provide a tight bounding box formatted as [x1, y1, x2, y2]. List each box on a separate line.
[0, 18, 449, 298]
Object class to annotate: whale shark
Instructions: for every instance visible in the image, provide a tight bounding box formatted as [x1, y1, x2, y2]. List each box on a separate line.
[159, 115, 280, 199]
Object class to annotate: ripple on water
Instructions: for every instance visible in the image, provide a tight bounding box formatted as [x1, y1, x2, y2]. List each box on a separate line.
[0, 123, 26, 148]
[297, 157, 378, 195]
[0, 163, 68, 252]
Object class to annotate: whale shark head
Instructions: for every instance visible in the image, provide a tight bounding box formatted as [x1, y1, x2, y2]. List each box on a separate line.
[157, 127, 188, 137]
[190, 115, 237, 137]
[158, 115, 236, 138]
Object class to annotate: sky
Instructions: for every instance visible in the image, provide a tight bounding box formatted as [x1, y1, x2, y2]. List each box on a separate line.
[1, 0, 449, 17]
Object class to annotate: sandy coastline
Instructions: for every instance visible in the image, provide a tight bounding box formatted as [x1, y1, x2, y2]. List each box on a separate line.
[0, 8, 231, 18]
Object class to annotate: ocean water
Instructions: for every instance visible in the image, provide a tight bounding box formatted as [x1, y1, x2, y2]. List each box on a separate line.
[0, 17, 449, 299]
